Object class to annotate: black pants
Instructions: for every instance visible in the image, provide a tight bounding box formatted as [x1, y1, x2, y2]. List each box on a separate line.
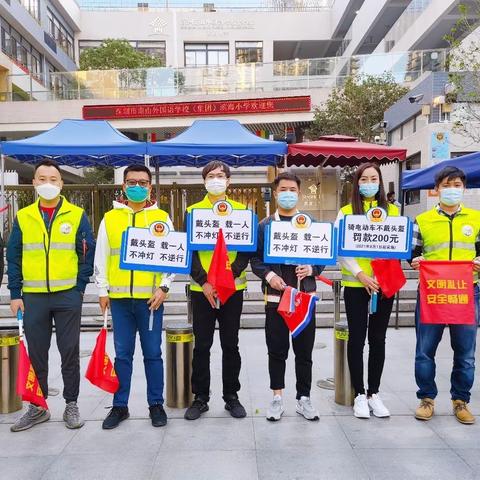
[190, 290, 243, 400]
[265, 306, 316, 399]
[344, 287, 394, 396]
[23, 288, 83, 403]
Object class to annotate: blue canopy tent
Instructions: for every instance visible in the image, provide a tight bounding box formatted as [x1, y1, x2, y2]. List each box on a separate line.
[0, 119, 147, 234]
[0, 119, 147, 167]
[402, 151, 480, 190]
[147, 119, 287, 167]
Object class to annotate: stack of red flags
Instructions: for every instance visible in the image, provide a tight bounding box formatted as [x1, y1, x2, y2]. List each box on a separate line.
[277, 287, 318, 337]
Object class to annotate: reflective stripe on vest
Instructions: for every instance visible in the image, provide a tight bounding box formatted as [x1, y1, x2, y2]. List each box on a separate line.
[187, 195, 248, 292]
[423, 241, 476, 254]
[105, 207, 169, 299]
[340, 201, 399, 288]
[17, 198, 83, 293]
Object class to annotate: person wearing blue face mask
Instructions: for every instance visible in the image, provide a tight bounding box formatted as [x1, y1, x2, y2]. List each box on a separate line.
[410, 166, 480, 425]
[94, 165, 174, 430]
[335, 162, 399, 420]
[251, 172, 324, 422]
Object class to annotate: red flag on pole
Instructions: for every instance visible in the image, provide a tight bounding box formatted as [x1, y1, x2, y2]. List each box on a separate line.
[371, 259, 406, 298]
[85, 328, 119, 394]
[419, 260, 475, 325]
[17, 340, 48, 409]
[207, 228, 236, 305]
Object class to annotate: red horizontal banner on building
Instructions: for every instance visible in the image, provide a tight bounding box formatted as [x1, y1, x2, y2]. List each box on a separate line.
[82, 96, 311, 120]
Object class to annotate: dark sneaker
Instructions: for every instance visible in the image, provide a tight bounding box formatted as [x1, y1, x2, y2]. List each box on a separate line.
[184, 398, 209, 420]
[149, 404, 167, 427]
[10, 404, 51, 432]
[63, 401, 85, 429]
[102, 406, 129, 430]
[224, 396, 247, 418]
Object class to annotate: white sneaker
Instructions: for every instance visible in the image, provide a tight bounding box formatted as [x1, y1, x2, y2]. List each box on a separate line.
[266, 395, 284, 421]
[353, 394, 370, 419]
[368, 394, 390, 418]
[296, 396, 319, 421]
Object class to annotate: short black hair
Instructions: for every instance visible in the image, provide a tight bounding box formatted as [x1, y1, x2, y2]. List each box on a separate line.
[123, 165, 152, 182]
[34, 159, 61, 175]
[387, 191, 395, 197]
[434, 166, 466, 187]
[202, 161, 231, 180]
[273, 172, 301, 189]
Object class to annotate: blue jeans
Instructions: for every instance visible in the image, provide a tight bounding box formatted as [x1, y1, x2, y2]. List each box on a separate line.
[415, 286, 478, 402]
[110, 299, 164, 407]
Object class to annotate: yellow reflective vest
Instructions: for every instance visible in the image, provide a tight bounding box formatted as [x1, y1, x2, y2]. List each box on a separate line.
[186, 195, 247, 292]
[17, 197, 83, 293]
[340, 201, 399, 288]
[416, 206, 480, 266]
[104, 206, 169, 299]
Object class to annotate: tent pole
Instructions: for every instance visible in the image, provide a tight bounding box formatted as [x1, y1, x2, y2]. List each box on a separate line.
[155, 164, 160, 206]
[1, 153, 5, 238]
[395, 160, 405, 330]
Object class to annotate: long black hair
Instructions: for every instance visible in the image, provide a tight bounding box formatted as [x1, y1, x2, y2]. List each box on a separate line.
[350, 162, 388, 214]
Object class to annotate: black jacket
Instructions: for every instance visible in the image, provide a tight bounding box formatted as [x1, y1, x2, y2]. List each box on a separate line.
[250, 213, 324, 306]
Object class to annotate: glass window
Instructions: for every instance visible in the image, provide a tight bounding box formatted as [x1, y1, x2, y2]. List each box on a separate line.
[47, 8, 75, 60]
[406, 152, 421, 205]
[20, 1, 40, 21]
[185, 43, 229, 67]
[235, 41, 263, 64]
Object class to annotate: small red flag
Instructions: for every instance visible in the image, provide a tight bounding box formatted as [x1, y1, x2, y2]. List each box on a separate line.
[85, 328, 119, 394]
[277, 287, 318, 338]
[17, 340, 48, 409]
[207, 228, 236, 305]
[371, 259, 406, 298]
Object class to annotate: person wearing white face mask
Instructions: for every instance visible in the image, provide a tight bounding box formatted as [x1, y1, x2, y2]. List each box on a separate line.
[410, 166, 480, 425]
[251, 172, 323, 422]
[7, 160, 95, 432]
[335, 162, 399, 420]
[184, 161, 250, 421]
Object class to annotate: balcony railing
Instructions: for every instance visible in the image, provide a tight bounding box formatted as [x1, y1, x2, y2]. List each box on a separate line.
[77, 0, 334, 12]
[1, 49, 448, 102]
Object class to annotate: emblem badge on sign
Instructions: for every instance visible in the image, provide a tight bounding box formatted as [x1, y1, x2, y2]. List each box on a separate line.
[60, 222, 72, 235]
[462, 225, 473, 237]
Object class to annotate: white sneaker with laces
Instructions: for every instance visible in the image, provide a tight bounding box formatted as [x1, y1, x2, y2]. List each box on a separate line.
[266, 395, 284, 421]
[353, 394, 370, 419]
[296, 396, 319, 421]
[368, 394, 390, 418]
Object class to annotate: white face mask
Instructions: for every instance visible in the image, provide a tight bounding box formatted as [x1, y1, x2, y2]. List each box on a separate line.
[205, 178, 227, 196]
[35, 183, 61, 201]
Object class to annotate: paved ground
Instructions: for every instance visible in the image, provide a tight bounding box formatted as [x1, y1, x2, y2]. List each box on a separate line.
[1, 327, 480, 480]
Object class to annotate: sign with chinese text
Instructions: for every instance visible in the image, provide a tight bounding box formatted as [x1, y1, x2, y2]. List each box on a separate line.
[82, 96, 311, 120]
[419, 261, 475, 324]
[431, 131, 450, 164]
[187, 201, 257, 251]
[120, 224, 191, 274]
[338, 208, 412, 259]
[264, 213, 336, 265]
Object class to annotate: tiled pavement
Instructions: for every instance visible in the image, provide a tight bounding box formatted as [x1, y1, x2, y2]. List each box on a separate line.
[1, 327, 479, 480]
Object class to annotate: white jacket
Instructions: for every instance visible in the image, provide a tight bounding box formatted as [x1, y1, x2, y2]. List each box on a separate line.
[94, 201, 175, 297]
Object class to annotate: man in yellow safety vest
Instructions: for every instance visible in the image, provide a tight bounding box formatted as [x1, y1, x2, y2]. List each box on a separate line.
[184, 161, 250, 420]
[7, 160, 95, 432]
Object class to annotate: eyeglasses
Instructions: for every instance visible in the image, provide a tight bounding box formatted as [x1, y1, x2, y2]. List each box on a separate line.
[125, 180, 150, 187]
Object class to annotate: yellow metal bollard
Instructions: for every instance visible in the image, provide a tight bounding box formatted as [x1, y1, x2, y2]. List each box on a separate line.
[0, 329, 22, 413]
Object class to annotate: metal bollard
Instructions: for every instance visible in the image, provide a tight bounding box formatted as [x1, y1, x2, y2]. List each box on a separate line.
[332, 281, 354, 406]
[0, 329, 22, 413]
[165, 323, 194, 408]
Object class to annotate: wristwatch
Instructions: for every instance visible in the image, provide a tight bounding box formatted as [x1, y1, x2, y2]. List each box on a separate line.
[160, 285, 170, 294]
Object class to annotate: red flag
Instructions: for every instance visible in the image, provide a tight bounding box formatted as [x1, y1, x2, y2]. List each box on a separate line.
[419, 260, 475, 325]
[278, 287, 318, 338]
[17, 340, 48, 409]
[207, 228, 236, 305]
[85, 328, 119, 393]
[371, 259, 406, 298]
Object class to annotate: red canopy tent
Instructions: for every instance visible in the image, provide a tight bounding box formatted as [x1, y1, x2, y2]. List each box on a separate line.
[287, 135, 407, 167]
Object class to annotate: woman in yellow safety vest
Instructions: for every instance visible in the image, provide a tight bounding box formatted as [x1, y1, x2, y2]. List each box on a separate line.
[335, 162, 399, 419]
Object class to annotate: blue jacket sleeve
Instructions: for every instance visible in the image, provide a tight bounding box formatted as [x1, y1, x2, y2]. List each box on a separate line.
[6, 218, 23, 300]
[75, 213, 95, 293]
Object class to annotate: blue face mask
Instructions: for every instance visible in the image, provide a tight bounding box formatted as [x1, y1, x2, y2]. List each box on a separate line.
[125, 185, 149, 203]
[277, 191, 298, 210]
[440, 187, 463, 206]
[359, 183, 379, 198]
